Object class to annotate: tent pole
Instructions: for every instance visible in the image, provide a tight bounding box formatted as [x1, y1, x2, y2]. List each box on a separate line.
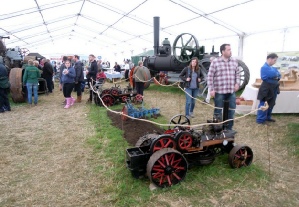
[238, 35, 244, 60]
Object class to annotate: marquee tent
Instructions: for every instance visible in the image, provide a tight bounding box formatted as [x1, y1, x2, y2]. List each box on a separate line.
[1, 0, 299, 82]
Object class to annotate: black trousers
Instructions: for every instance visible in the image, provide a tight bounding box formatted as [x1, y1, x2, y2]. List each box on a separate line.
[135, 82, 144, 96]
[0, 88, 10, 111]
[45, 77, 53, 93]
[125, 70, 129, 81]
[74, 82, 82, 96]
[63, 83, 75, 98]
[88, 80, 96, 101]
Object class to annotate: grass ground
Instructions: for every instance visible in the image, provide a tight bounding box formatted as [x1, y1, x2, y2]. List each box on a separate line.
[0, 80, 298, 207]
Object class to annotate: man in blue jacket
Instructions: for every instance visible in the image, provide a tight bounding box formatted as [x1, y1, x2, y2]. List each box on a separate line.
[256, 53, 281, 124]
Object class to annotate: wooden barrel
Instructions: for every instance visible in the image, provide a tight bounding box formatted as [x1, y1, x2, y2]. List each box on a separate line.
[9, 67, 25, 103]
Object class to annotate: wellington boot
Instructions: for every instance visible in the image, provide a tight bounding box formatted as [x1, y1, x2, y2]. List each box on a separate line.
[64, 98, 71, 109]
[70, 97, 75, 106]
[75, 95, 82, 103]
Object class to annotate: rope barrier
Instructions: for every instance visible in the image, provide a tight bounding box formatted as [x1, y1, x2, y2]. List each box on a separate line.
[88, 81, 267, 129]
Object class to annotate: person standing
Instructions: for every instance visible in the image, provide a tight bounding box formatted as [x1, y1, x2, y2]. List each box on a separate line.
[86, 54, 97, 103]
[42, 59, 54, 93]
[207, 44, 240, 130]
[179, 57, 203, 118]
[59, 60, 76, 109]
[23, 59, 41, 106]
[113, 62, 121, 73]
[124, 61, 130, 81]
[73, 55, 84, 103]
[59, 56, 68, 81]
[256, 53, 280, 124]
[133, 60, 150, 96]
[0, 56, 11, 112]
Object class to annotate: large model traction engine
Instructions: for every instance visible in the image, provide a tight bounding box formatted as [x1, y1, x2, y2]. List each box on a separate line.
[125, 104, 254, 188]
[143, 17, 250, 95]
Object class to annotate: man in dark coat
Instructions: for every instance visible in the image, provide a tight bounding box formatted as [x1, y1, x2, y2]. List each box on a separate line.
[42, 59, 54, 93]
[0, 56, 11, 112]
[256, 53, 280, 124]
[86, 54, 98, 103]
[73, 55, 84, 103]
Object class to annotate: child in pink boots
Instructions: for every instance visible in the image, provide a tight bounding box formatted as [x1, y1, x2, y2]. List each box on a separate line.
[59, 60, 76, 109]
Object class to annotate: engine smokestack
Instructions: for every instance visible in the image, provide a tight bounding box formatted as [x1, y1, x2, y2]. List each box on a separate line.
[153, 16, 160, 56]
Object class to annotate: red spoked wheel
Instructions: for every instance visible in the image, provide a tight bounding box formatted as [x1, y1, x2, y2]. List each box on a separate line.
[101, 89, 111, 96]
[175, 131, 193, 151]
[228, 145, 253, 168]
[134, 94, 143, 104]
[111, 88, 119, 96]
[121, 105, 128, 121]
[101, 94, 115, 106]
[147, 148, 188, 188]
[150, 135, 176, 153]
[121, 96, 128, 103]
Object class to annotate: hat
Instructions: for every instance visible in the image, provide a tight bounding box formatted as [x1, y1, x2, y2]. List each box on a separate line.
[0, 56, 3, 64]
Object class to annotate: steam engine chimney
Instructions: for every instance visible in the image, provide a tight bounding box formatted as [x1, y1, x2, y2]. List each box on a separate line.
[153, 16, 160, 56]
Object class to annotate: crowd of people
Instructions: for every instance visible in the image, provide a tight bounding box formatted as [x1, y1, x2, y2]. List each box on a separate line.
[1, 46, 281, 128]
[179, 43, 280, 131]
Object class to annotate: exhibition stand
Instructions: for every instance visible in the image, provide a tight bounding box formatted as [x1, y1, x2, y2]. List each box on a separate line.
[236, 85, 299, 114]
[104, 71, 123, 83]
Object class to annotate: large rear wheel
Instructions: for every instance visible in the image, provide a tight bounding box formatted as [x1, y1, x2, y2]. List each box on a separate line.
[147, 148, 188, 188]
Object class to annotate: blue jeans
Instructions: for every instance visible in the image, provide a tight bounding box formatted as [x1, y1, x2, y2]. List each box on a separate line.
[256, 89, 278, 123]
[214, 93, 236, 130]
[26, 83, 38, 104]
[185, 88, 199, 116]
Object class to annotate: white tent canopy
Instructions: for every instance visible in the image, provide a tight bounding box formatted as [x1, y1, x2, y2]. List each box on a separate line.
[1, 0, 299, 81]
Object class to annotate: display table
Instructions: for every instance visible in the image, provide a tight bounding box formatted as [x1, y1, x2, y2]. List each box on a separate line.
[104, 72, 123, 83]
[236, 85, 299, 114]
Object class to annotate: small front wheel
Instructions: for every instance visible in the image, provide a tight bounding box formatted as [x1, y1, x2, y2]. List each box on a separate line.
[228, 145, 253, 168]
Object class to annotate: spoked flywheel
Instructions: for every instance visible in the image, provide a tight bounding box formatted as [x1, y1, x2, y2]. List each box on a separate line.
[174, 131, 193, 151]
[111, 88, 120, 96]
[173, 33, 200, 63]
[169, 114, 190, 129]
[101, 94, 115, 106]
[147, 148, 188, 188]
[150, 135, 176, 153]
[101, 89, 111, 96]
[133, 94, 143, 104]
[228, 144, 253, 168]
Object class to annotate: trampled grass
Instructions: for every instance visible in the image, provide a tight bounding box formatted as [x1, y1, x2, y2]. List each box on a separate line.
[286, 122, 299, 157]
[87, 104, 270, 207]
[146, 84, 185, 95]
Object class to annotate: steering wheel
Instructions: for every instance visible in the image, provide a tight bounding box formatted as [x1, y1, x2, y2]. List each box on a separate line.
[173, 33, 200, 63]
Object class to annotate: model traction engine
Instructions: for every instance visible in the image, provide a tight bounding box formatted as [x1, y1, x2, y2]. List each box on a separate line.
[125, 102, 254, 188]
